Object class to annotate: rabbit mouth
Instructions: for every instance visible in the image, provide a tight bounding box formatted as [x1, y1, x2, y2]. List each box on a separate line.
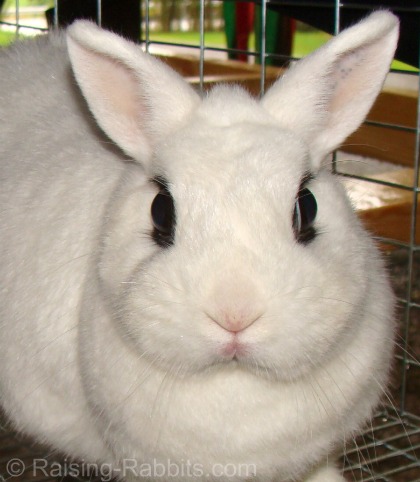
[217, 339, 275, 377]
[217, 337, 315, 381]
[219, 337, 249, 359]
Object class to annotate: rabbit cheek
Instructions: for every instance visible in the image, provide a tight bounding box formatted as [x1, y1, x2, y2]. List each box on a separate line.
[233, 266, 364, 381]
[113, 270, 219, 372]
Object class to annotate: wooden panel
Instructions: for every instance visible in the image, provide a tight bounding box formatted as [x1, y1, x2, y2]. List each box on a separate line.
[345, 89, 418, 167]
[160, 53, 418, 167]
[345, 169, 420, 244]
[159, 53, 283, 96]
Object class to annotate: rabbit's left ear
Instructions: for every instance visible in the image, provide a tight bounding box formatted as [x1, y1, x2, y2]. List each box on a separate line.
[66, 21, 200, 163]
[261, 11, 399, 168]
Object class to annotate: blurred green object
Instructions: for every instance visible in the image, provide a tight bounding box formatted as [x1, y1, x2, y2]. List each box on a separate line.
[223, 2, 294, 65]
[270, 0, 420, 68]
[254, 6, 294, 66]
[223, 1, 254, 61]
[0, 30, 16, 46]
[223, 2, 236, 60]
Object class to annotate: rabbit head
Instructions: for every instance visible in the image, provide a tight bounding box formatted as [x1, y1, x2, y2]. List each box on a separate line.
[67, 11, 398, 380]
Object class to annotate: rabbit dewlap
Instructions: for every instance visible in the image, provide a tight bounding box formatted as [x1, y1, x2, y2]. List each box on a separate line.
[0, 11, 398, 482]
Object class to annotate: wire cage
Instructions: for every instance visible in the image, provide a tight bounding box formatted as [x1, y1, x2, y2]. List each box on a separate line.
[0, 0, 419, 481]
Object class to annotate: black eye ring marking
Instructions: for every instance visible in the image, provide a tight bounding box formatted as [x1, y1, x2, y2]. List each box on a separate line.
[151, 178, 175, 248]
[293, 173, 317, 245]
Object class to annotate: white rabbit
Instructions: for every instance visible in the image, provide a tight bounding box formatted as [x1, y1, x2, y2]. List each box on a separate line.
[0, 11, 399, 482]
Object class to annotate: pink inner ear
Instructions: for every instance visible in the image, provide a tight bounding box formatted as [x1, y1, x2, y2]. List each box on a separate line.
[310, 33, 395, 167]
[68, 21, 201, 164]
[68, 36, 152, 161]
[328, 30, 395, 121]
[97, 58, 145, 122]
[330, 49, 368, 115]
[334, 51, 363, 84]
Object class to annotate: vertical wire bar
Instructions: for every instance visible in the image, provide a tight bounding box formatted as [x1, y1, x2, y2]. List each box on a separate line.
[198, 0, 205, 94]
[53, 0, 59, 29]
[97, 0, 102, 27]
[145, 0, 150, 53]
[259, 0, 267, 96]
[14, 0, 19, 39]
[399, 39, 420, 415]
[332, 0, 341, 173]
[333, 0, 341, 35]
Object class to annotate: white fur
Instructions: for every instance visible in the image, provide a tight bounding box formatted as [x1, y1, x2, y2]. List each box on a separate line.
[0, 12, 399, 482]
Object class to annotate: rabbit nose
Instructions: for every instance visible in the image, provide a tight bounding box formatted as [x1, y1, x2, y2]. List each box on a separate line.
[206, 279, 265, 333]
[213, 309, 262, 333]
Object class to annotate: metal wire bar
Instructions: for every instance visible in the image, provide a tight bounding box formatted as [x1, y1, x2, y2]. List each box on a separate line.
[143, 39, 266, 60]
[198, 0, 205, 93]
[333, 0, 341, 35]
[0, 20, 47, 32]
[363, 120, 419, 134]
[339, 172, 420, 192]
[14, 0, 19, 38]
[342, 411, 420, 480]
[144, 0, 151, 53]
[331, 0, 340, 173]
[259, 0, 267, 95]
[266, 1, 420, 13]
[96, 0, 102, 27]
[398, 25, 420, 417]
[345, 429, 420, 455]
[395, 355, 420, 368]
[53, 0, 58, 29]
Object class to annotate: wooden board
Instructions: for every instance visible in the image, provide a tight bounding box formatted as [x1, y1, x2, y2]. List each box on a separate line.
[160, 53, 419, 167]
[345, 88, 418, 167]
[344, 168, 420, 244]
[159, 53, 282, 96]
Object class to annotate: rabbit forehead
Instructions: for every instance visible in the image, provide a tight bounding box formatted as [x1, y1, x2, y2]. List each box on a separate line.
[157, 122, 309, 212]
[153, 93, 310, 193]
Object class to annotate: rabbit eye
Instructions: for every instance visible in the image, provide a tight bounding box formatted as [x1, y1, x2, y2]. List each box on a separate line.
[151, 183, 175, 248]
[293, 187, 317, 244]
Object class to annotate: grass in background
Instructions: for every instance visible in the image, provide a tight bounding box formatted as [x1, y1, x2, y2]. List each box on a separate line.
[147, 30, 332, 57]
[0, 29, 18, 45]
[293, 30, 330, 57]
[148, 29, 417, 72]
[1, 25, 417, 72]
[148, 31, 225, 49]
[2, 0, 52, 8]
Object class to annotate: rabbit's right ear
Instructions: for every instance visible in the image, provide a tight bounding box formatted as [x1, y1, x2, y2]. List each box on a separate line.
[261, 11, 399, 169]
[66, 21, 200, 164]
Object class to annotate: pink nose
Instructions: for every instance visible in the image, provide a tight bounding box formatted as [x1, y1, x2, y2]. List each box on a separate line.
[213, 309, 261, 333]
[206, 278, 264, 333]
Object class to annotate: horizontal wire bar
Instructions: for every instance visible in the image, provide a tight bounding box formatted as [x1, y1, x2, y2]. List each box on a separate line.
[343, 453, 420, 476]
[338, 171, 420, 192]
[0, 20, 47, 31]
[395, 354, 420, 367]
[377, 409, 420, 426]
[266, 1, 420, 12]
[345, 428, 420, 455]
[373, 238, 413, 250]
[364, 119, 419, 133]
[143, 39, 263, 58]
[342, 464, 390, 482]
[350, 460, 420, 481]
[371, 443, 420, 463]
